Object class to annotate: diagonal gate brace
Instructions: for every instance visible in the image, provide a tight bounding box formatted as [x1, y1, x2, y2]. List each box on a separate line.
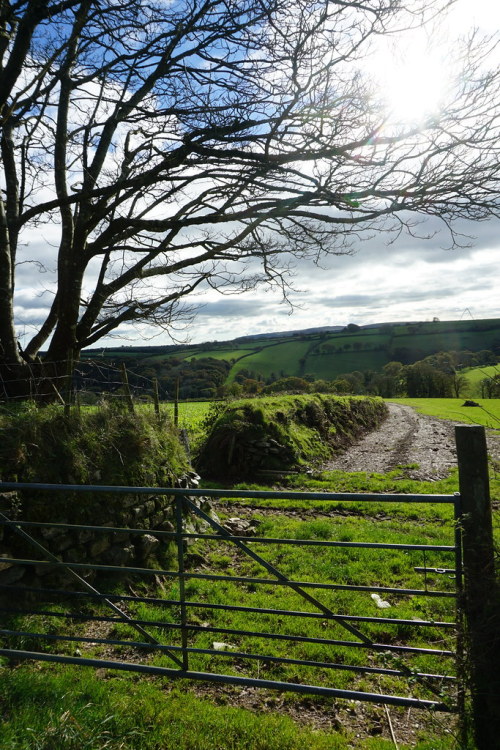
[0, 511, 184, 669]
[182, 499, 372, 644]
[183, 497, 452, 704]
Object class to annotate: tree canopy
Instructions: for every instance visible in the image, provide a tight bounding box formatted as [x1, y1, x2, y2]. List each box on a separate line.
[1, 0, 499, 398]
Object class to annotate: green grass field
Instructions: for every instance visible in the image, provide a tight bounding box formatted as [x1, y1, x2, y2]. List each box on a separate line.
[3, 395, 499, 749]
[389, 398, 500, 430]
[306, 349, 389, 380]
[228, 340, 312, 381]
[188, 348, 255, 362]
[166, 400, 213, 427]
[158, 400, 213, 448]
[461, 363, 500, 396]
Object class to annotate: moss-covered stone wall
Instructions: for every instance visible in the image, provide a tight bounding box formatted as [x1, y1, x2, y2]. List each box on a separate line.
[195, 394, 388, 480]
[0, 402, 197, 596]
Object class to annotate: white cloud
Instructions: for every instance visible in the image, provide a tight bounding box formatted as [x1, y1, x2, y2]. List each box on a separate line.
[175, 227, 499, 343]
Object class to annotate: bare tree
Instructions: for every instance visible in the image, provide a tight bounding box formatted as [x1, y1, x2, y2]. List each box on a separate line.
[0, 0, 499, 398]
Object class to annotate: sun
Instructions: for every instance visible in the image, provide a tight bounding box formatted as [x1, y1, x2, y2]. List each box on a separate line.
[372, 34, 451, 127]
[380, 44, 448, 124]
[370, 0, 500, 128]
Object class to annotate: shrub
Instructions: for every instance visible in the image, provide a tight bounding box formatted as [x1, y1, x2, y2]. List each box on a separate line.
[0, 401, 189, 487]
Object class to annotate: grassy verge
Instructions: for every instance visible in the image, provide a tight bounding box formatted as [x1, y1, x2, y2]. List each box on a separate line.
[0, 664, 453, 750]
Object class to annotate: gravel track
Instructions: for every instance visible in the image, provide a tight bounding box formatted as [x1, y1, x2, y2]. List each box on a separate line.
[323, 402, 500, 481]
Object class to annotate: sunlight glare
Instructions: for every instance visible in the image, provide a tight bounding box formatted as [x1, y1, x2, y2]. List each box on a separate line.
[374, 36, 450, 126]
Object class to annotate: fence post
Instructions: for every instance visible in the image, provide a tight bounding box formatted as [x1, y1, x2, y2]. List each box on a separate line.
[455, 425, 499, 750]
[174, 377, 180, 427]
[120, 362, 135, 413]
[153, 378, 160, 418]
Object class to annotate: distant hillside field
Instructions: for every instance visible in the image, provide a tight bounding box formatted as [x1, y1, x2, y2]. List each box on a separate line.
[201, 318, 500, 382]
[187, 349, 254, 362]
[82, 317, 500, 389]
[303, 349, 390, 380]
[228, 339, 313, 381]
[461, 363, 500, 396]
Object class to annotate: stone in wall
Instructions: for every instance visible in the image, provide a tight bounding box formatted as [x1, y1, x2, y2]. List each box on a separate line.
[0, 472, 216, 599]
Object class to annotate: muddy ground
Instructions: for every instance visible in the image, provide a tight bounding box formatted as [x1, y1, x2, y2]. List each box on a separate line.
[324, 401, 500, 480]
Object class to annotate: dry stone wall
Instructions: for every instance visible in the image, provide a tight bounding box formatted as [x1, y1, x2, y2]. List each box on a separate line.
[0, 473, 212, 598]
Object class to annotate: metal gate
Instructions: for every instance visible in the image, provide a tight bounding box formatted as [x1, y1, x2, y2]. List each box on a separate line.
[0, 481, 461, 712]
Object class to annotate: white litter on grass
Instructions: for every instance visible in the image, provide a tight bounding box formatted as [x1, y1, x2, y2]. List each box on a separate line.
[371, 593, 391, 609]
[212, 642, 236, 651]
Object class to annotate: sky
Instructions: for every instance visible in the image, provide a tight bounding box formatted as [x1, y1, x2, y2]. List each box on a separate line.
[13, 0, 500, 349]
[189, 216, 499, 342]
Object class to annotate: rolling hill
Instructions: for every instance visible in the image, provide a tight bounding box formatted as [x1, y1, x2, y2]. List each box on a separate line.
[81, 317, 500, 397]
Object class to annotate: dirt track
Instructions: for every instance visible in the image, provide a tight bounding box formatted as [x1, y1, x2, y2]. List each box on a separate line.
[324, 402, 500, 481]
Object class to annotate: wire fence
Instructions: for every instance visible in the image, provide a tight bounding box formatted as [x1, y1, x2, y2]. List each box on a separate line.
[0, 358, 169, 404]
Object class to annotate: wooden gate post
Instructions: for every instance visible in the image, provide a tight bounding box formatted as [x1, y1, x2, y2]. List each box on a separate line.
[455, 425, 500, 750]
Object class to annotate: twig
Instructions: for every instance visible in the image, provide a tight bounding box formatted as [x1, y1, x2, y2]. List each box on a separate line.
[384, 704, 400, 750]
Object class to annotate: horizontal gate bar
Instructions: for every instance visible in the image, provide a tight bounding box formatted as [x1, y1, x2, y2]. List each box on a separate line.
[0, 481, 456, 503]
[0, 605, 457, 629]
[0, 630, 455, 681]
[1, 558, 456, 597]
[0, 586, 458, 626]
[183, 536, 456, 552]
[161, 623, 455, 656]
[0, 649, 456, 712]
[181, 572, 457, 598]
[0, 520, 457, 552]
[1, 622, 453, 656]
